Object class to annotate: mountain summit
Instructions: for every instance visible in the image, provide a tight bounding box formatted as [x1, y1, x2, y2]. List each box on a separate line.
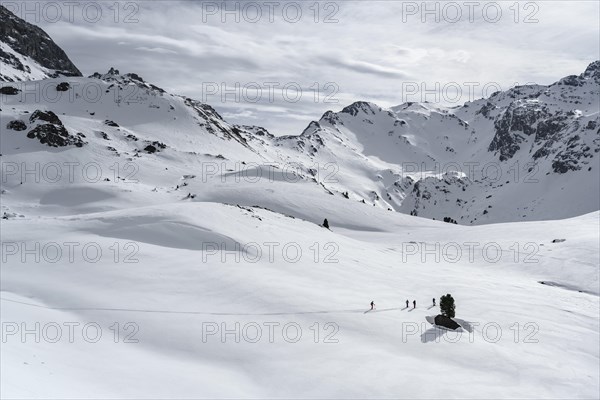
[0, 9, 598, 225]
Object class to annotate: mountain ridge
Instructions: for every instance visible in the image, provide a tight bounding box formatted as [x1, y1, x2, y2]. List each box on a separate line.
[0, 3, 598, 225]
[0, 5, 81, 81]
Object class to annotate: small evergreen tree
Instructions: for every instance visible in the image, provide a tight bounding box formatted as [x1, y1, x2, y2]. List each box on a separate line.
[440, 294, 456, 318]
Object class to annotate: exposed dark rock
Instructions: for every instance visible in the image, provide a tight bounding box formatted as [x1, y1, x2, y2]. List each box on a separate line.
[585, 120, 597, 130]
[29, 110, 61, 125]
[104, 120, 119, 127]
[434, 315, 461, 330]
[127, 73, 143, 82]
[6, 119, 26, 131]
[581, 60, 600, 82]
[26, 124, 84, 147]
[0, 5, 81, 80]
[476, 101, 496, 118]
[489, 113, 522, 161]
[341, 101, 379, 117]
[558, 75, 581, 87]
[532, 142, 553, 160]
[551, 134, 593, 173]
[143, 141, 166, 154]
[0, 86, 19, 95]
[536, 115, 567, 141]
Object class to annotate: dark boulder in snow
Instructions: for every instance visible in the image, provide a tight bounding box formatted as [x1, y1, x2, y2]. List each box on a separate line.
[7, 120, 26, 131]
[0, 86, 19, 95]
[143, 141, 166, 153]
[434, 315, 461, 330]
[104, 120, 119, 127]
[24, 111, 85, 148]
[26, 124, 84, 147]
[29, 110, 62, 125]
[56, 82, 70, 91]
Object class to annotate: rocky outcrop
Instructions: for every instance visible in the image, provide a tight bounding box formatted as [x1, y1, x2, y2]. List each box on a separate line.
[0, 85, 19, 94]
[30, 110, 62, 125]
[0, 5, 81, 80]
[21, 109, 85, 147]
[6, 119, 26, 131]
[26, 124, 84, 147]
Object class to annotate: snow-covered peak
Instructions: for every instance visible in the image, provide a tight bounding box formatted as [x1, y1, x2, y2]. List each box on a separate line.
[339, 101, 384, 116]
[392, 101, 440, 113]
[580, 60, 600, 82]
[88, 68, 167, 95]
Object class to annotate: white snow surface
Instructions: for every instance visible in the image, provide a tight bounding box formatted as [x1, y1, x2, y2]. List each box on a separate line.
[1, 69, 599, 399]
[1, 202, 599, 398]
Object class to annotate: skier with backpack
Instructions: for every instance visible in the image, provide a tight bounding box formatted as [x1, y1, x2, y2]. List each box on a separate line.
[405, 300, 409, 308]
[432, 298, 436, 306]
[370, 301, 375, 310]
[413, 300, 416, 309]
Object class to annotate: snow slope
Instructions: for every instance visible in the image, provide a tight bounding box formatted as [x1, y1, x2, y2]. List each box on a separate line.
[1, 7, 599, 397]
[1, 201, 598, 398]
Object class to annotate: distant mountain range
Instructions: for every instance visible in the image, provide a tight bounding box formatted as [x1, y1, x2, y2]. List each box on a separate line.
[1, 5, 598, 224]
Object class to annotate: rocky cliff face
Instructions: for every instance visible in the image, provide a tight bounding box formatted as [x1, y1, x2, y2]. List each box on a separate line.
[0, 5, 81, 81]
[485, 63, 600, 173]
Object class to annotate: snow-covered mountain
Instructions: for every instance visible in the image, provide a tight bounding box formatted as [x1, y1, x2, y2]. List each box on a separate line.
[2, 62, 598, 224]
[0, 5, 81, 82]
[290, 63, 600, 223]
[1, 8, 599, 399]
[2, 4, 598, 225]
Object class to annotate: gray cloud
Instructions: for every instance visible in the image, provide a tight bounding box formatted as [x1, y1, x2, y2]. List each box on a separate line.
[320, 56, 408, 79]
[30, 0, 599, 136]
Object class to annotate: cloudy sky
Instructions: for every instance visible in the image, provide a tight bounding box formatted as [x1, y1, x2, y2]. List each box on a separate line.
[20, 0, 600, 135]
